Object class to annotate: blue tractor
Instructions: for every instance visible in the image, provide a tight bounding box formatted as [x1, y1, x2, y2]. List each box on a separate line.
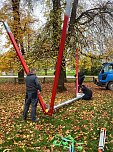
[93, 62, 113, 90]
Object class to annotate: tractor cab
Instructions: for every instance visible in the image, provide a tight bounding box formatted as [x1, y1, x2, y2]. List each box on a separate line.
[94, 62, 113, 90]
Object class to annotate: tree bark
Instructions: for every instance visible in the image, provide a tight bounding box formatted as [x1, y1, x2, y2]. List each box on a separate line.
[11, 0, 25, 83]
[52, 0, 61, 57]
[52, 0, 66, 91]
[67, 0, 78, 44]
[57, 59, 67, 92]
[52, 0, 79, 92]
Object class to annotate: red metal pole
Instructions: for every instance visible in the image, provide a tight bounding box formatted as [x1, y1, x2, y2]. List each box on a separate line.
[48, 0, 73, 116]
[3, 21, 47, 113]
[76, 48, 79, 95]
[38, 91, 47, 114]
[3, 22, 29, 74]
[48, 15, 68, 115]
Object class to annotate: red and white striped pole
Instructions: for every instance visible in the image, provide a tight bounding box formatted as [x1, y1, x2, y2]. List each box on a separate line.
[3, 21, 47, 113]
[3, 22, 29, 74]
[48, 0, 73, 116]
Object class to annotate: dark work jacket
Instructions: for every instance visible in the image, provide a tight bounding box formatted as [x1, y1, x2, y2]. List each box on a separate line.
[75, 72, 85, 86]
[25, 73, 42, 93]
[82, 86, 92, 100]
[78, 72, 85, 86]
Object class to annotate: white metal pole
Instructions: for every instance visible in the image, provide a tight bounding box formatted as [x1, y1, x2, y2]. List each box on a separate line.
[54, 93, 84, 109]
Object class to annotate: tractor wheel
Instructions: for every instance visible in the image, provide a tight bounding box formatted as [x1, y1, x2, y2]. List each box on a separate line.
[108, 82, 113, 90]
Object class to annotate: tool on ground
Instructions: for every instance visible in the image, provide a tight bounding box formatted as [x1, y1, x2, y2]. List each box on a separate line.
[98, 128, 106, 152]
[53, 135, 83, 152]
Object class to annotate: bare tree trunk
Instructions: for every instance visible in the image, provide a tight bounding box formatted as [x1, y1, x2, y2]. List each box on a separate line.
[52, 0, 61, 57]
[52, 0, 78, 92]
[67, 0, 78, 43]
[52, 0, 66, 92]
[57, 58, 67, 92]
[11, 0, 25, 84]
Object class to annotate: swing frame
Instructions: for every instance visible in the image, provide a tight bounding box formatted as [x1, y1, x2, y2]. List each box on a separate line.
[1, 0, 83, 116]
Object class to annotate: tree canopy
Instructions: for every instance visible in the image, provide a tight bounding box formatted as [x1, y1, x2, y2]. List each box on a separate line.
[0, 0, 113, 75]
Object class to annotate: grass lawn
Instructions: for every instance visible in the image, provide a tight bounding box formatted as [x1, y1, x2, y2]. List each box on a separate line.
[0, 82, 113, 152]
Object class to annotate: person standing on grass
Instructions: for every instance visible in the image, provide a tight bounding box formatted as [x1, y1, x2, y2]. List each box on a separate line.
[23, 68, 42, 122]
[75, 71, 85, 91]
[78, 72, 85, 91]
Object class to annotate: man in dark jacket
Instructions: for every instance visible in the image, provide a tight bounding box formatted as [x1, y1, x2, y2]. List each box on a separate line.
[23, 68, 42, 122]
[78, 72, 85, 87]
[75, 72, 85, 91]
[81, 85, 92, 100]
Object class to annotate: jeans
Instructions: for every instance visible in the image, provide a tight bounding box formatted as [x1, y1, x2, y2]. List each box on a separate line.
[23, 92, 38, 121]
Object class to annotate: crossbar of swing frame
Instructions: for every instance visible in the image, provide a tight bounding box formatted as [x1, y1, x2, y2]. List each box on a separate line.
[3, 22, 82, 112]
[2, 20, 82, 114]
[54, 93, 84, 110]
[1, 0, 80, 115]
[2, 20, 82, 115]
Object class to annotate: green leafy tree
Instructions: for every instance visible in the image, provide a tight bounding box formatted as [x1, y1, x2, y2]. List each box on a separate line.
[0, 0, 39, 81]
[0, 51, 19, 72]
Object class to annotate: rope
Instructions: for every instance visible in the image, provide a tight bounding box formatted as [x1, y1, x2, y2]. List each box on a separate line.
[53, 135, 83, 152]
